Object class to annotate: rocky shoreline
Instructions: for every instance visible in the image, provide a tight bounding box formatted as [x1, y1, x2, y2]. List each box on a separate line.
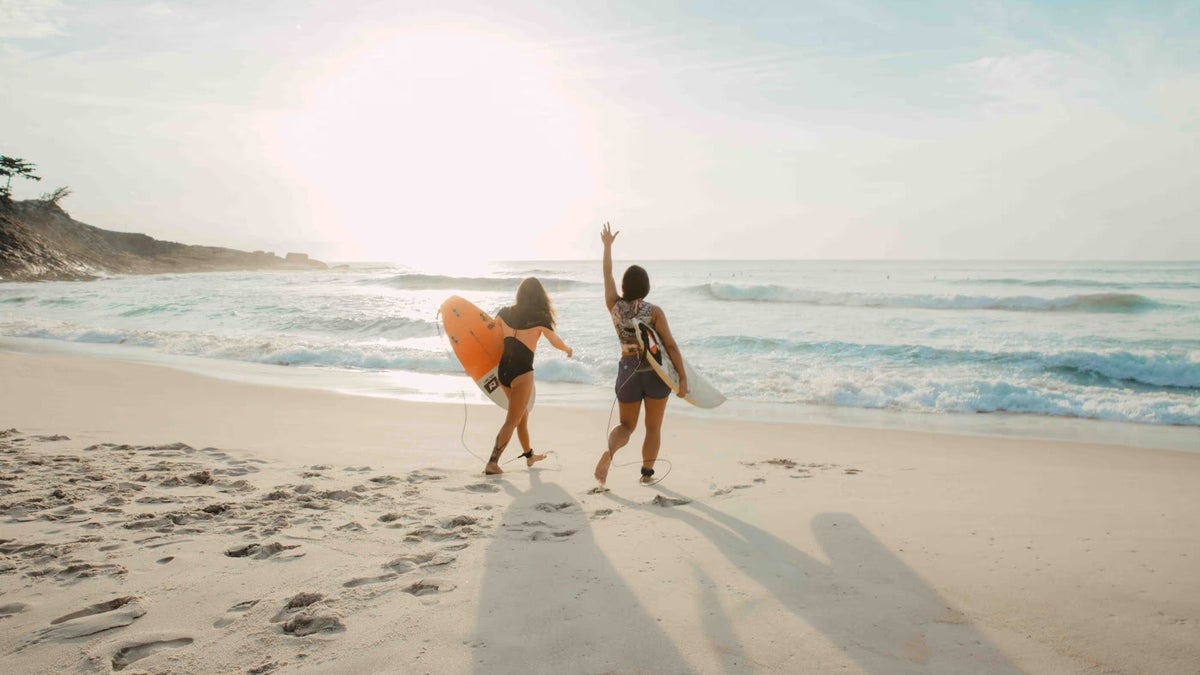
[0, 199, 326, 282]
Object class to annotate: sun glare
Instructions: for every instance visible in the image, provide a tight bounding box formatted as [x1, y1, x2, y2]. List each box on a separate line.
[267, 25, 595, 264]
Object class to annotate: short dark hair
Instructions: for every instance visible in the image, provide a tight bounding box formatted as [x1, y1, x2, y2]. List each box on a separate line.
[621, 265, 650, 301]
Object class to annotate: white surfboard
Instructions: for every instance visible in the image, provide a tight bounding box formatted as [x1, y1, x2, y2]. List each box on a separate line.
[633, 319, 726, 409]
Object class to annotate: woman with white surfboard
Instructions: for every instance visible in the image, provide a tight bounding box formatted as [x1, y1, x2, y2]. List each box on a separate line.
[485, 277, 573, 475]
[595, 222, 689, 486]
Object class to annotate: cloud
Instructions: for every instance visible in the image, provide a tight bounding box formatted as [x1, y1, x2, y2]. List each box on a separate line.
[956, 49, 1104, 108]
[140, 2, 173, 17]
[0, 0, 64, 39]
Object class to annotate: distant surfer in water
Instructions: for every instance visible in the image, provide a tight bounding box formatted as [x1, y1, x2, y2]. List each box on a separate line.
[595, 223, 689, 486]
[486, 277, 573, 475]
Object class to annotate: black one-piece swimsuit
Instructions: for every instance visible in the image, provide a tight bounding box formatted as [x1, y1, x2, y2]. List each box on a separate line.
[495, 306, 547, 387]
[497, 336, 534, 387]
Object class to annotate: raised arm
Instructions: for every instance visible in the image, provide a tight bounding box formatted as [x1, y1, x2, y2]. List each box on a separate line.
[541, 328, 573, 358]
[601, 222, 620, 310]
[650, 306, 688, 398]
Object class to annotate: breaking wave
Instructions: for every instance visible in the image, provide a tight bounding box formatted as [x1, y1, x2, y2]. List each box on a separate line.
[699, 283, 1166, 313]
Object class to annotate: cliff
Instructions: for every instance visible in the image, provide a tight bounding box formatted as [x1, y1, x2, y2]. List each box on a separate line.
[0, 199, 327, 281]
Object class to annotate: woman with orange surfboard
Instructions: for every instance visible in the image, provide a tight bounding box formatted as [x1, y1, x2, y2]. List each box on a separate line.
[485, 277, 573, 475]
[594, 222, 689, 486]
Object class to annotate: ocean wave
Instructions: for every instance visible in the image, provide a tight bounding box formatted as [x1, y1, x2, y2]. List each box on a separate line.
[0, 296, 33, 304]
[510, 268, 564, 276]
[950, 277, 1200, 290]
[0, 319, 460, 373]
[786, 376, 1200, 426]
[117, 303, 192, 318]
[698, 283, 1166, 313]
[274, 315, 436, 338]
[36, 297, 87, 307]
[529, 358, 596, 384]
[692, 337, 1200, 390]
[248, 346, 459, 372]
[366, 274, 590, 292]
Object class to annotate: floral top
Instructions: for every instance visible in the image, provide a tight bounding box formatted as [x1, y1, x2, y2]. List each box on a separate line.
[610, 298, 657, 357]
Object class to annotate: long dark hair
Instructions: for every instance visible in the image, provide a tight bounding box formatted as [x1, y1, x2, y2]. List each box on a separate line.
[621, 265, 650, 301]
[512, 277, 556, 329]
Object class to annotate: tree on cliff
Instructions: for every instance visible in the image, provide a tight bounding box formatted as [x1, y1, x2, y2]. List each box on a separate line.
[0, 155, 42, 202]
[39, 186, 72, 205]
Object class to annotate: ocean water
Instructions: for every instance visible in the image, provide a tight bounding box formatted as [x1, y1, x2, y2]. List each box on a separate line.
[2, 260, 1198, 439]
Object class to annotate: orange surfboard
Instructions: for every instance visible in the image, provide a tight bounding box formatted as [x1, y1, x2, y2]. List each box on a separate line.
[440, 295, 535, 411]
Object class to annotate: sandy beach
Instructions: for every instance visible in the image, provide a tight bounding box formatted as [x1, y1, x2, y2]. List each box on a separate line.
[2, 348, 1198, 674]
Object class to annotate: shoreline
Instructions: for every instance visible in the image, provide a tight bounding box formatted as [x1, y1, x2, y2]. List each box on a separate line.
[3, 335, 1196, 454]
[2, 347, 1199, 673]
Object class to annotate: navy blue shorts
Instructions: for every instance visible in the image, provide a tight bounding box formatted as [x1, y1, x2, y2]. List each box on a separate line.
[616, 356, 670, 403]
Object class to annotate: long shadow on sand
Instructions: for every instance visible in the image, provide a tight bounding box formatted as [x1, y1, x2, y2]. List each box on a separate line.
[605, 487, 1025, 675]
[471, 471, 694, 674]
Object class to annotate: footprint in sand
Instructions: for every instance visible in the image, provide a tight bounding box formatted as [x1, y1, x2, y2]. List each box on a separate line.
[215, 463, 258, 478]
[157, 471, 212, 487]
[318, 489, 363, 503]
[451, 482, 500, 494]
[534, 502, 576, 512]
[111, 637, 193, 671]
[145, 538, 193, 549]
[650, 495, 692, 507]
[385, 551, 456, 574]
[406, 469, 446, 484]
[213, 599, 260, 628]
[0, 602, 30, 618]
[225, 542, 303, 560]
[282, 612, 345, 636]
[270, 592, 324, 623]
[26, 596, 145, 645]
[343, 573, 399, 588]
[269, 593, 344, 636]
[441, 515, 478, 528]
[247, 659, 283, 674]
[50, 561, 128, 582]
[404, 525, 469, 543]
[507, 520, 549, 530]
[530, 530, 577, 541]
[403, 578, 455, 597]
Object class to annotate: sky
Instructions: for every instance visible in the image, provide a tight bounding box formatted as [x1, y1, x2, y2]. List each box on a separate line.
[2, 0, 1199, 263]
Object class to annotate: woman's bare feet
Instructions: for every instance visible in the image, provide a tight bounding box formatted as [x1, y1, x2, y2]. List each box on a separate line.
[484, 462, 503, 475]
[525, 452, 547, 467]
[594, 450, 613, 485]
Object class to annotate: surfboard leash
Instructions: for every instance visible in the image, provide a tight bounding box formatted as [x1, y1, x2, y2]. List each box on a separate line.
[435, 310, 486, 464]
[435, 308, 562, 471]
[603, 356, 673, 486]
